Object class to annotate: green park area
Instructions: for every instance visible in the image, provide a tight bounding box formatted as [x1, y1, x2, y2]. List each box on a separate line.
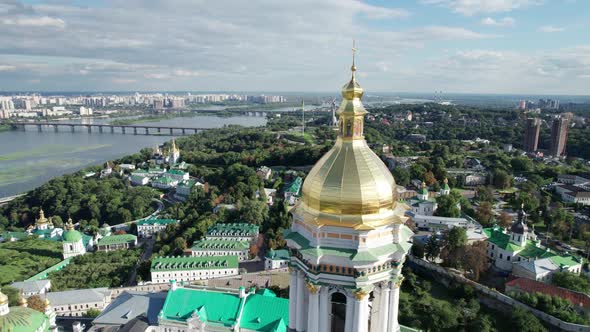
[0, 239, 63, 285]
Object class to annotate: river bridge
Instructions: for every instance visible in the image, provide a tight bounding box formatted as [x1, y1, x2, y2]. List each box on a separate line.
[2, 121, 211, 135]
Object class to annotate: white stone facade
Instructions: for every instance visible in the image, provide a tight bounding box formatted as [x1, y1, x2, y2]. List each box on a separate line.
[150, 267, 238, 284]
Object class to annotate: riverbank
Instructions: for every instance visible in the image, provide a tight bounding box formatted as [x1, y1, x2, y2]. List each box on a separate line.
[0, 124, 12, 132]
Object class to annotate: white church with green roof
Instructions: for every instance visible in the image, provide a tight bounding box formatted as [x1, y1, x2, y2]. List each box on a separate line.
[484, 206, 582, 281]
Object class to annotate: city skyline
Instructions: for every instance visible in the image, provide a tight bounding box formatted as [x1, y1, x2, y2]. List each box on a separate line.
[0, 0, 588, 94]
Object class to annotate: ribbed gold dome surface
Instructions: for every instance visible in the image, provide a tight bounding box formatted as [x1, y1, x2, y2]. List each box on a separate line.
[303, 138, 397, 215]
[293, 47, 407, 230]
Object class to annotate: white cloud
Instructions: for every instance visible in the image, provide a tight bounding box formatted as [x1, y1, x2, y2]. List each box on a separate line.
[423, 0, 540, 16]
[538, 25, 566, 32]
[0, 65, 16, 71]
[0, 16, 65, 29]
[112, 78, 138, 84]
[480, 17, 515, 27]
[421, 46, 590, 93]
[173, 70, 201, 77]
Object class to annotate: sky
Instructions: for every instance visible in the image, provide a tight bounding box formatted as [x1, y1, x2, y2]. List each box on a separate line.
[0, 0, 588, 94]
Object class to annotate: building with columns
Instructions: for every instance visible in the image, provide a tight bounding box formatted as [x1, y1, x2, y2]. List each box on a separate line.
[286, 52, 415, 332]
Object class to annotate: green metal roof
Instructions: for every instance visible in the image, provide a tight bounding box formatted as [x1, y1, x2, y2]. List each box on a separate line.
[62, 229, 83, 242]
[152, 176, 177, 184]
[191, 239, 249, 251]
[160, 287, 289, 331]
[265, 249, 290, 260]
[151, 255, 238, 271]
[0, 306, 49, 332]
[241, 293, 289, 331]
[400, 325, 422, 332]
[285, 177, 302, 194]
[177, 179, 197, 188]
[137, 218, 178, 226]
[548, 254, 582, 267]
[97, 234, 137, 246]
[26, 258, 72, 281]
[130, 174, 148, 182]
[160, 288, 241, 327]
[207, 223, 259, 237]
[483, 227, 522, 252]
[167, 169, 188, 175]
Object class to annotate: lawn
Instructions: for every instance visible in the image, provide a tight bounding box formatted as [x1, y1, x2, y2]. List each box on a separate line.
[0, 239, 63, 285]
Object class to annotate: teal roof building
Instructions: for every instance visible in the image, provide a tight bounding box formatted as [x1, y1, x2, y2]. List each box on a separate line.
[158, 284, 289, 332]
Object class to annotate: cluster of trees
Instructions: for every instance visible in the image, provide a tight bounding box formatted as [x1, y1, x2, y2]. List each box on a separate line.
[175, 128, 330, 167]
[399, 267, 547, 331]
[0, 239, 62, 285]
[551, 271, 590, 295]
[48, 249, 141, 290]
[509, 291, 590, 325]
[414, 227, 488, 281]
[0, 174, 158, 232]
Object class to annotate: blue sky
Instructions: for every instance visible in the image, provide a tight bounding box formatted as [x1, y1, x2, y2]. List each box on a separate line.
[0, 0, 589, 94]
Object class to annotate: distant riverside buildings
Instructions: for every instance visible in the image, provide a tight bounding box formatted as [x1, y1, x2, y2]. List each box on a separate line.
[523, 118, 541, 152]
[550, 112, 573, 157]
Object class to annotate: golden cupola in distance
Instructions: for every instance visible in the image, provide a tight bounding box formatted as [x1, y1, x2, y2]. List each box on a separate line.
[293, 47, 407, 230]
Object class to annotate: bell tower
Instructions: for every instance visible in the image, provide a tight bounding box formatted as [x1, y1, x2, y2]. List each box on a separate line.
[286, 43, 414, 332]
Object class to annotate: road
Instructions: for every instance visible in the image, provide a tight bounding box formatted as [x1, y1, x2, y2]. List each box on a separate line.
[125, 238, 156, 287]
[110, 198, 164, 230]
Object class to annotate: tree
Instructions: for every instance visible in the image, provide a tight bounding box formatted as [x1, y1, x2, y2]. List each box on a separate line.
[498, 211, 513, 229]
[392, 167, 410, 186]
[173, 237, 187, 252]
[476, 201, 494, 226]
[446, 227, 467, 250]
[510, 308, 547, 332]
[423, 171, 437, 186]
[0, 286, 21, 306]
[493, 170, 512, 189]
[461, 242, 488, 281]
[424, 236, 441, 261]
[476, 186, 494, 202]
[411, 243, 425, 259]
[27, 295, 46, 313]
[551, 272, 590, 295]
[85, 308, 101, 318]
[511, 157, 533, 173]
[435, 194, 460, 218]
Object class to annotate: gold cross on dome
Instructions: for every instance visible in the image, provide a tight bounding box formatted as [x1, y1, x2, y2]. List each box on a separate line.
[352, 40, 357, 68]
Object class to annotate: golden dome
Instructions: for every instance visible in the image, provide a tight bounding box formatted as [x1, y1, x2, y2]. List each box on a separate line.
[17, 297, 27, 307]
[293, 44, 407, 230]
[0, 291, 8, 305]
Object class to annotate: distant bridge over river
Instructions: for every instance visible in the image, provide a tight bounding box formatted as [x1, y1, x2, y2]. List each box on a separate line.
[1, 121, 213, 136]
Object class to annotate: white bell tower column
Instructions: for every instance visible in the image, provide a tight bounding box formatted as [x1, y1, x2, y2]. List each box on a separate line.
[306, 283, 320, 332]
[352, 289, 370, 332]
[295, 270, 307, 332]
[288, 268, 298, 331]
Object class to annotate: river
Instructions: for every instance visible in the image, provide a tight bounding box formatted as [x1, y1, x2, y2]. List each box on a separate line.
[0, 114, 266, 197]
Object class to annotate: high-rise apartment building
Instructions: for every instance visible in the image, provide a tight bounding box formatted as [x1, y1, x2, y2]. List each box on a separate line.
[550, 113, 573, 157]
[523, 118, 541, 152]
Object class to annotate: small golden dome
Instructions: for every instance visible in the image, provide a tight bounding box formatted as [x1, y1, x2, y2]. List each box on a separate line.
[17, 297, 27, 307]
[0, 291, 8, 305]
